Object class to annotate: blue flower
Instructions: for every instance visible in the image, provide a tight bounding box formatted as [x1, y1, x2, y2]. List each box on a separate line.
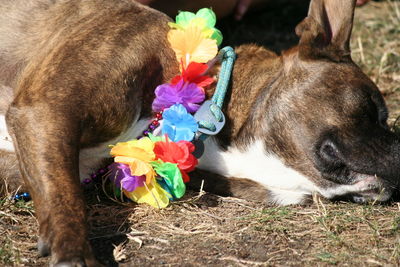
[162, 104, 198, 142]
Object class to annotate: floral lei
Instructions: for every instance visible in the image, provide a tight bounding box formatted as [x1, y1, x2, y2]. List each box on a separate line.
[105, 8, 223, 209]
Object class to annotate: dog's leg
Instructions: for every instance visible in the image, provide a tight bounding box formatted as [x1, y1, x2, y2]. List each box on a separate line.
[189, 169, 272, 203]
[6, 104, 98, 266]
[189, 169, 313, 205]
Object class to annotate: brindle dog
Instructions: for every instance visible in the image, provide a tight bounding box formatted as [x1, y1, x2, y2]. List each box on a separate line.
[0, 0, 398, 266]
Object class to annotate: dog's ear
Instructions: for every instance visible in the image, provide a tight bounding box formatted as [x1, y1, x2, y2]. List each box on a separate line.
[295, 0, 356, 62]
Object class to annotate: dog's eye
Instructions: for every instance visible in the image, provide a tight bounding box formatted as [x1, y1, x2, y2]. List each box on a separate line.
[369, 93, 389, 128]
[378, 110, 389, 128]
[375, 103, 389, 128]
[363, 96, 388, 129]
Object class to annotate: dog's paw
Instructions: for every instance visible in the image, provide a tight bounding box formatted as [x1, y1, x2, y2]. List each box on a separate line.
[53, 258, 86, 267]
[42, 236, 103, 267]
[51, 256, 104, 267]
[38, 237, 50, 257]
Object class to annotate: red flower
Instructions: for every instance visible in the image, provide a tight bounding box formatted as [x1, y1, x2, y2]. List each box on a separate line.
[171, 62, 214, 88]
[154, 139, 198, 182]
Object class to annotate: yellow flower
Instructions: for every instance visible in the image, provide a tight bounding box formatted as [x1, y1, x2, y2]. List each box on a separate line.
[168, 23, 218, 68]
[110, 137, 156, 184]
[124, 179, 170, 209]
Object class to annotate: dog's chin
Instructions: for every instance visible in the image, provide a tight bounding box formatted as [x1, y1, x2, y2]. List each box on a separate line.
[319, 167, 394, 203]
[333, 171, 394, 203]
[349, 172, 393, 203]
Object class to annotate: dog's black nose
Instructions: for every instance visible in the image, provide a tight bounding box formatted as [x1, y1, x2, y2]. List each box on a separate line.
[318, 139, 343, 167]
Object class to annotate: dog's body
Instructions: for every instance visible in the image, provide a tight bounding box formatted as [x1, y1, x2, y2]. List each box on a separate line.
[1, 0, 399, 265]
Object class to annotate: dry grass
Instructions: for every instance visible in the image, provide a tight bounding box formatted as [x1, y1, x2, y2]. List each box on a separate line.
[351, 1, 400, 123]
[3, 190, 400, 266]
[1, 1, 400, 266]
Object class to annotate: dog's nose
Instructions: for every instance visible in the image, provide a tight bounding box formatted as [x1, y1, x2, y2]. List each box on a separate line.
[318, 139, 342, 166]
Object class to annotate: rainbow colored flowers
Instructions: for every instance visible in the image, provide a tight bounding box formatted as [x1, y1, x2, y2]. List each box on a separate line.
[108, 8, 221, 208]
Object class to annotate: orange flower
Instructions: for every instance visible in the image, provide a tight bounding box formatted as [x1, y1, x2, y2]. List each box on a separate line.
[168, 23, 218, 68]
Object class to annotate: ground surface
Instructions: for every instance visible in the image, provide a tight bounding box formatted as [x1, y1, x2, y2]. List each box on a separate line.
[1, 0, 399, 266]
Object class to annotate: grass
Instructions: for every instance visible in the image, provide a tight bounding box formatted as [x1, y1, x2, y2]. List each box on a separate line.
[351, 1, 400, 124]
[0, 238, 18, 265]
[0, 0, 400, 266]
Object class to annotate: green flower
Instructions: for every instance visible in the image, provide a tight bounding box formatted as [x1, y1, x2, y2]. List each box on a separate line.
[152, 161, 186, 199]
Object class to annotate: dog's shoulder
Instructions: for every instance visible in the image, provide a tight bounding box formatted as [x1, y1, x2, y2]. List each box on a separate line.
[0, 0, 173, 88]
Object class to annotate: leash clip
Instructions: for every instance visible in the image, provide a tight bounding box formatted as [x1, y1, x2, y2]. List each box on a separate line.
[194, 100, 226, 136]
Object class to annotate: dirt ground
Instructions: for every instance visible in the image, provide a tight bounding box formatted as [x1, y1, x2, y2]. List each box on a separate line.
[1, 0, 399, 266]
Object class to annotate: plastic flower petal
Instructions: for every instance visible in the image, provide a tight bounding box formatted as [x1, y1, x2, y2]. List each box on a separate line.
[210, 28, 223, 46]
[171, 62, 214, 88]
[169, 8, 222, 45]
[170, 18, 214, 40]
[154, 138, 198, 173]
[175, 11, 196, 28]
[110, 137, 156, 184]
[110, 138, 155, 162]
[196, 8, 217, 28]
[108, 161, 169, 208]
[152, 79, 205, 113]
[108, 163, 146, 192]
[147, 133, 166, 143]
[152, 161, 186, 199]
[168, 24, 218, 68]
[162, 104, 198, 142]
[113, 156, 155, 184]
[124, 179, 171, 209]
[121, 175, 146, 192]
[193, 8, 223, 44]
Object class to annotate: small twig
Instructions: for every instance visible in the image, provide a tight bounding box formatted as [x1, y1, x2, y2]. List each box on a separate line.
[377, 51, 389, 84]
[357, 36, 365, 64]
[198, 210, 225, 221]
[127, 235, 143, 249]
[219, 256, 268, 266]
[218, 197, 259, 211]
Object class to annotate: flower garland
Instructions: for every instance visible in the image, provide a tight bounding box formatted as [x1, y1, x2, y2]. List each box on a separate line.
[106, 8, 222, 208]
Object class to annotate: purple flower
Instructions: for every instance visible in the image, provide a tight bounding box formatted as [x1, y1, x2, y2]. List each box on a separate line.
[162, 104, 199, 142]
[108, 163, 146, 192]
[152, 79, 205, 113]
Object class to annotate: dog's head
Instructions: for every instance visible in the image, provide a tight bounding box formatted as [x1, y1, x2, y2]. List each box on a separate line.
[216, 0, 399, 204]
[262, 0, 399, 203]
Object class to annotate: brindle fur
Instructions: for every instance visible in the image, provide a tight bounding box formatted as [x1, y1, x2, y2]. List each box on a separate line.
[1, 1, 178, 265]
[0, 0, 399, 265]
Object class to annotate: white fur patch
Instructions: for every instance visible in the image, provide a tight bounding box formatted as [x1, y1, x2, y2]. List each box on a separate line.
[318, 184, 364, 199]
[0, 115, 14, 152]
[317, 176, 391, 202]
[198, 138, 318, 205]
[78, 118, 150, 181]
[198, 138, 390, 204]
